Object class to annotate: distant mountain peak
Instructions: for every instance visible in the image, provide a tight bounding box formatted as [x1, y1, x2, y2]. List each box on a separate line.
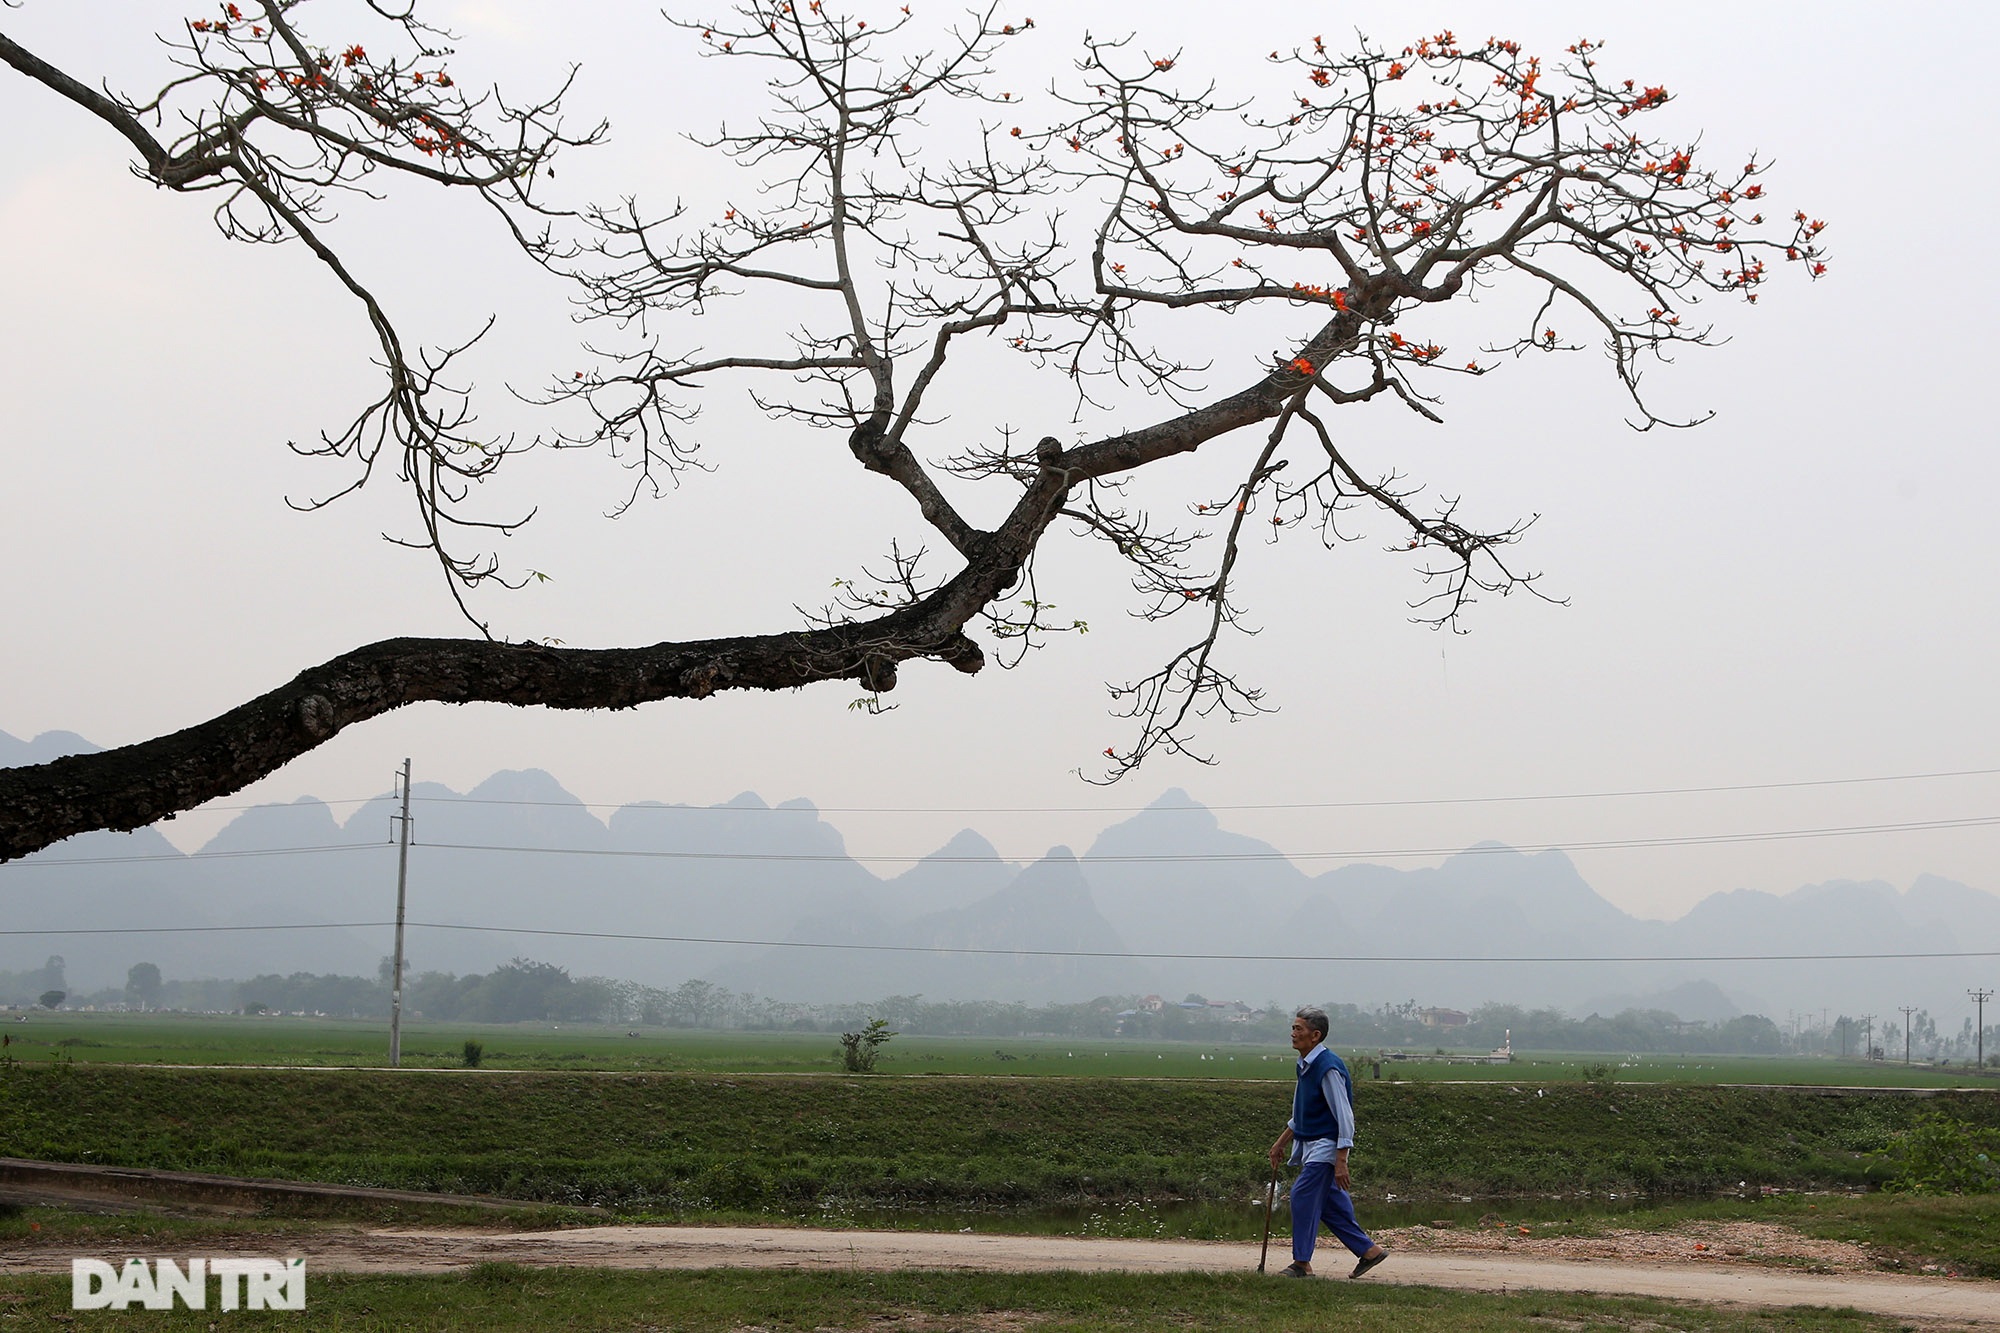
[882, 827, 1013, 904]
[466, 768, 581, 803]
[1783, 878, 1898, 908]
[1444, 839, 1529, 864]
[1112, 788, 1218, 832]
[926, 828, 1003, 862]
[1906, 873, 1998, 908]
[0, 729, 103, 767]
[1440, 842, 1582, 876]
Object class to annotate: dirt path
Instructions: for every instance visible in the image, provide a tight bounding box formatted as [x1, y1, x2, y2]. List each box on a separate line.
[3, 1163, 1993, 1324]
[5, 1224, 1997, 1325]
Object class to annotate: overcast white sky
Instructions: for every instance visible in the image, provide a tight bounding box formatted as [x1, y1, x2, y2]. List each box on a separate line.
[3, 1, 1997, 926]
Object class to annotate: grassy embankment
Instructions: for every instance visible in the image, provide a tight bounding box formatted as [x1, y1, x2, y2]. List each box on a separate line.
[0, 1266, 1926, 1332]
[4, 1059, 1998, 1277]
[4, 1063, 1994, 1211]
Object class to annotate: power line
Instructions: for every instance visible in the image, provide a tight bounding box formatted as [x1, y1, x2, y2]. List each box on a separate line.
[0, 917, 1995, 963]
[402, 763, 2000, 816]
[0, 922, 383, 935]
[410, 812, 2000, 864]
[150, 762, 2000, 821]
[406, 925, 2000, 964]
[7, 811, 1997, 870]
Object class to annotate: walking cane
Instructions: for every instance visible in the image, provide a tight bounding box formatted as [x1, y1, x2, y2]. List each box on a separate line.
[1256, 1157, 1281, 1273]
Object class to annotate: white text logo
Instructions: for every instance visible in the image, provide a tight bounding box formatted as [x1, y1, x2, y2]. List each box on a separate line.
[71, 1258, 306, 1310]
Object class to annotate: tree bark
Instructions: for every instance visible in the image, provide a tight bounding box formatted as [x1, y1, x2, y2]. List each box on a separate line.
[0, 614, 985, 863]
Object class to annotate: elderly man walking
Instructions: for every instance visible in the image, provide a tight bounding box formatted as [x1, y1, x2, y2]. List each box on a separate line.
[1268, 1005, 1388, 1279]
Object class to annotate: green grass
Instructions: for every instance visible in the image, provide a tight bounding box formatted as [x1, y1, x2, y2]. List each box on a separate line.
[9, 1011, 1306, 1075]
[1381, 1192, 2000, 1280]
[8, 1010, 1991, 1085]
[0, 1202, 597, 1244]
[0, 1266, 1919, 1331]
[4, 1062, 1995, 1214]
[1480, 1053, 1990, 1088]
[1764, 1192, 2000, 1278]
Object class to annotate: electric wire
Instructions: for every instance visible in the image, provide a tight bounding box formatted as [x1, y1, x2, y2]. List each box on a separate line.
[409, 813, 2000, 864]
[157, 762, 2000, 818]
[403, 763, 2000, 815]
[6, 810, 1997, 870]
[0, 918, 1993, 963]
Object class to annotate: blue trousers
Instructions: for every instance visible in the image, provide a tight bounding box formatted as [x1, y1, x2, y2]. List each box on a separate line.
[1290, 1159, 1375, 1264]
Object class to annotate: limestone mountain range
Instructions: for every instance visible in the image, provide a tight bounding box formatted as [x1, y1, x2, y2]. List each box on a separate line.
[2, 730, 1994, 1021]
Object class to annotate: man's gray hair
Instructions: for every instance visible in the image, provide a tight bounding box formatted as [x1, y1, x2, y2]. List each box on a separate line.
[1294, 1005, 1330, 1040]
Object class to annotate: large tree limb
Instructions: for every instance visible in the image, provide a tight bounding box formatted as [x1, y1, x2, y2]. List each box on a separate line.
[0, 434, 1077, 863]
[0, 31, 205, 184]
[0, 617, 981, 864]
[0, 341, 1290, 862]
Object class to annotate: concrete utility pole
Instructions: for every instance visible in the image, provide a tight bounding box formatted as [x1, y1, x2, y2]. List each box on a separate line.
[1860, 1015, 1874, 1063]
[1898, 1006, 1917, 1066]
[389, 758, 413, 1069]
[1973, 989, 1994, 1073]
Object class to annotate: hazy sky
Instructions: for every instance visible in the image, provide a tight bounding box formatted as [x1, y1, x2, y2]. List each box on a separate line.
[3, 2, 1997, 928]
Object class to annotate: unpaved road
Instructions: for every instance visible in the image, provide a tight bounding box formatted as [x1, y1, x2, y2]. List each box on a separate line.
[6, 1224, 1997, 1325]
[3, 1162, 1993, 1324]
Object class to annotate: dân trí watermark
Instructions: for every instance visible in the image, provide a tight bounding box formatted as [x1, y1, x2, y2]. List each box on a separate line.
[71, 1257, 305, 1310]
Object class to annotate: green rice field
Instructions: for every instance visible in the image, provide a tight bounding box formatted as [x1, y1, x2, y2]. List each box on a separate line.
[2, 1009, 1985, 1087]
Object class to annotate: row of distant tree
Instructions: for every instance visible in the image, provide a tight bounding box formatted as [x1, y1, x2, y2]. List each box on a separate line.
[0, 955, 672, 1026]
[1306, 1000, 1995, 1063]
[241, 960, 656, 1026]
[869, 995, 1796, 1056]
[0, 956, 162, 1012]
[5, 955, 1995, 1062]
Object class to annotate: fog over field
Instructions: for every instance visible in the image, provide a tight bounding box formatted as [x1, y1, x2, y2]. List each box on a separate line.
[5, 739, 1993, 1027]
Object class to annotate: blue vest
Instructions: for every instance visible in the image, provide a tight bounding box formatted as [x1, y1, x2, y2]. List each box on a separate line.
[1292, 1045, 1354, 1141]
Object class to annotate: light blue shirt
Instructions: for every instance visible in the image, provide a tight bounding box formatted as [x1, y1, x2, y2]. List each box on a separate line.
[1286, 1041, 1356, 1164]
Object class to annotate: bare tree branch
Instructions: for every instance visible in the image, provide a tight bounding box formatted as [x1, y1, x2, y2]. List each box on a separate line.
[1, 10, 1827, 856]
[3, 4, 604, 626]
